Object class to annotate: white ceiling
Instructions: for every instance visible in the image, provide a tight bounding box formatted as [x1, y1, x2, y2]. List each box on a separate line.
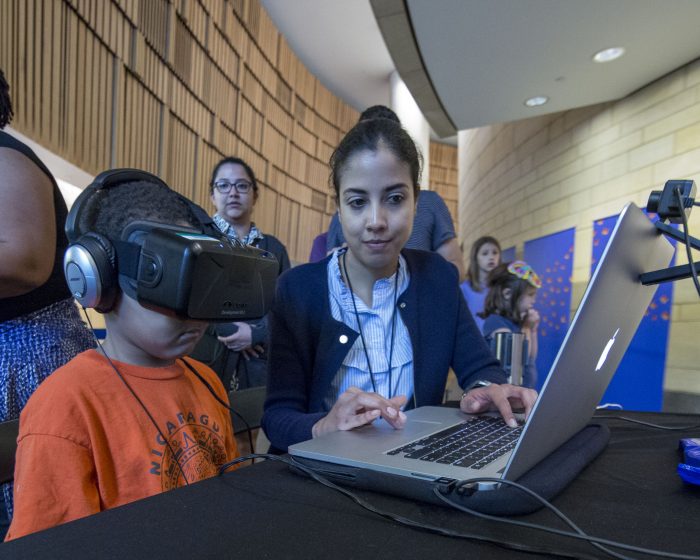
[261, 0, 395, 110]
[261, 0, 700, 138]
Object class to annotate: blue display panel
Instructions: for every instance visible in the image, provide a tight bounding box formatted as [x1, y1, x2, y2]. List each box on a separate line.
[523, 229, 575, 391]
[501, 246, 516, 263]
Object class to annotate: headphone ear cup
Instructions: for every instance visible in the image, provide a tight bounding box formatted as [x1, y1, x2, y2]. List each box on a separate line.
[63, 232, 118, 313]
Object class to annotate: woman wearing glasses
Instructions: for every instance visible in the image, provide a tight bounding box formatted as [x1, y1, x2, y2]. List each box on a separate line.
[192, 157, 290, 391]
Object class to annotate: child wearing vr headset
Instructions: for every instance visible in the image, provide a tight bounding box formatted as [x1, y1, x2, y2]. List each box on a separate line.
[6, 172, 240, 540]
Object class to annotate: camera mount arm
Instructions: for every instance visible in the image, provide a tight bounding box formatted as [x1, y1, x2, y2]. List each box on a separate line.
[639, 221, 700, 285]
[639, 180, 699, 289]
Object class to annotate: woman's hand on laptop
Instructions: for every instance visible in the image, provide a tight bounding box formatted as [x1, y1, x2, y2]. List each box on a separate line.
[312, 387, 408, 438]
[460, 384, 538, 428]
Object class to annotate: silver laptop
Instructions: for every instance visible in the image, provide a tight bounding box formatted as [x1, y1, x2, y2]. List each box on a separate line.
[289, 202, 675, 487]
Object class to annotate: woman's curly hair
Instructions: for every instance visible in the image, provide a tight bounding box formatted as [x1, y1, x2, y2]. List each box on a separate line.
[0, 69, 14, 129]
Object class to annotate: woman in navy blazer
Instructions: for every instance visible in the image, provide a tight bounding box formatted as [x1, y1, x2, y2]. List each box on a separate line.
[262, 118, 536, 452]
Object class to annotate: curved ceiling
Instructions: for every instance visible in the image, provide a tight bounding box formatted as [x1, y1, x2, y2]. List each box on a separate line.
[261, 0, 395, 111]
[262, 0, 700, 139]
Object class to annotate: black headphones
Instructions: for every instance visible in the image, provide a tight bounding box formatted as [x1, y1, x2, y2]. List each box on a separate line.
[63, 168, 216, 313]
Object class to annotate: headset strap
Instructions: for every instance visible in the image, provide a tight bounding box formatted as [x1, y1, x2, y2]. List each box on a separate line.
[111, 240, 141, 280]
[185, 199, 221, 238]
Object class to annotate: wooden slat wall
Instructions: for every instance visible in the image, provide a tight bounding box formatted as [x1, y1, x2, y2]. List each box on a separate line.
[0, 0, 358, 262]
[429, 141, 459, 229]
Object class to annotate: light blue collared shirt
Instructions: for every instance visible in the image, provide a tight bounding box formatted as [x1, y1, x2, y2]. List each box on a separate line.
[324, 250, 413, 410]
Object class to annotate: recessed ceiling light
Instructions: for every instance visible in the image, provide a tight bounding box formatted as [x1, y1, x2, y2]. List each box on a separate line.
[593, 47, 625, 63]
[524, 95, 549, 107]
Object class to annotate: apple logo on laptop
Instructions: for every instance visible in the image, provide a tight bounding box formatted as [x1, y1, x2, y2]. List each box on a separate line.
[595, 328, 620, 372]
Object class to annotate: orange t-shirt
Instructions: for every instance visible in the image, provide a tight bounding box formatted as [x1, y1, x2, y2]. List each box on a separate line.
[6, 350, 238, 540]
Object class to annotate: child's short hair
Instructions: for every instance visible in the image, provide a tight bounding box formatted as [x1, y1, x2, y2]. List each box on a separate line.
[79, 179, 197, 240]
[480, 261, 540, 325]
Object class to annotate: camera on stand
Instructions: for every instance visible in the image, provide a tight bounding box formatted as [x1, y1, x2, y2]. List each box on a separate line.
[641, 179, 699, 292]
[647, 179, 696, 224]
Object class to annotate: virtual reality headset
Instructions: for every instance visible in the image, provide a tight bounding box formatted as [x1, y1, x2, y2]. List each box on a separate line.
[64, 168, 278, 321]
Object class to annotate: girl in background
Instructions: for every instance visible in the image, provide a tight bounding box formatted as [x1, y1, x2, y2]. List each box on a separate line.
[460, 236, 501, 331]
[480, 261, 541, 389]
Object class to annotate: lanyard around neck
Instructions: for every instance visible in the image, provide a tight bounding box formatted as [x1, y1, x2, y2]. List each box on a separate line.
[341, 251, 400, 398]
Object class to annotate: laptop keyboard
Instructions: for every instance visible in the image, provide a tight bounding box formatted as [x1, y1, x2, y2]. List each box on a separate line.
[385, 417, 523, 469]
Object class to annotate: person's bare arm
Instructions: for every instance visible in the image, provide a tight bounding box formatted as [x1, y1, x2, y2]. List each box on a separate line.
[436, 237, 465, 281]
[0, 148, 57, 298]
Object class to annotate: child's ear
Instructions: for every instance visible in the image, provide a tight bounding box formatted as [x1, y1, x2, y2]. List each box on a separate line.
[502, 287, 512, 301]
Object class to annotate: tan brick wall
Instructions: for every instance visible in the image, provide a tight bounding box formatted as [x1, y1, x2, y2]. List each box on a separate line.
[459, 59, 700, 394]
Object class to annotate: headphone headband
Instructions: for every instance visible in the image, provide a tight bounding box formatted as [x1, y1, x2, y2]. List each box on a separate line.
[65, 169, 173, 242]
[64, 168, 208, 313]
[63, 167, 278, 319]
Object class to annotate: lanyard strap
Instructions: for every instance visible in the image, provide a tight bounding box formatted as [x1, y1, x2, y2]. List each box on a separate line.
[341, 251, 399, 398]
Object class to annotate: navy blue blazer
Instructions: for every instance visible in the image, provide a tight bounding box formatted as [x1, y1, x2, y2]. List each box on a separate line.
[261, 249, 507, 451]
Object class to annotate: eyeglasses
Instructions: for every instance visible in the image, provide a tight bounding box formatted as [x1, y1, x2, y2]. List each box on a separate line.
[212, 179, 254, 194]
[507, 260, 542, 289]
